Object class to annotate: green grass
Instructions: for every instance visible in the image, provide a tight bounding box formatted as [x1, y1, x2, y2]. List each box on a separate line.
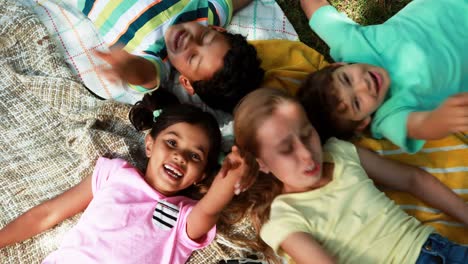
[275, 0, 411, 60]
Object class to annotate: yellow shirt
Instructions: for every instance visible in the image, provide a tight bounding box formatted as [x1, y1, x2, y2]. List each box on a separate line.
[250, 39, 329, 95]
[260, 138, 433, 264]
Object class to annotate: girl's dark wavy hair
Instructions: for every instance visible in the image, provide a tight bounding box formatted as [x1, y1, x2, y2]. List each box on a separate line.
[129, 89, 222, 199]
[192, 31, 265, 113]
[297, 64, 362, 143]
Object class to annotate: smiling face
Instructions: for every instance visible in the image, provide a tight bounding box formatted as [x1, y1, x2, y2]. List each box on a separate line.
[256, 101, 326, 194]
[144, 122, 211, 196]
[331, 63, 390, 122]
[164, 22, 230, 84]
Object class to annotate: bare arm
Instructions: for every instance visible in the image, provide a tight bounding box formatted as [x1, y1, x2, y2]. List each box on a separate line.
[186, 146, 257, 241]
[95, 49, 159, 89]
[232, 0, 253, 13]
[357, 147, 468, 225]
[407, 92, 468, 140]
[0, 175, 93, 249]
[300, 0, 330, 20]
[281, 232, 336, 264]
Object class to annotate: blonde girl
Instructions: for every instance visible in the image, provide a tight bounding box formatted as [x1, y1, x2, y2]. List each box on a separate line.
[231, 88, 468, 264]
[0, 103, 256, 264]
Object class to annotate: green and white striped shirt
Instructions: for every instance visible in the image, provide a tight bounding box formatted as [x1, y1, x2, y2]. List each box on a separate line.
[74, 0, 233, 91]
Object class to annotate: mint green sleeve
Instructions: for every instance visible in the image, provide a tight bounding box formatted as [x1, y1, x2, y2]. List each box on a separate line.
[371, 109, 426, 154]
[309, 6, 378, 63]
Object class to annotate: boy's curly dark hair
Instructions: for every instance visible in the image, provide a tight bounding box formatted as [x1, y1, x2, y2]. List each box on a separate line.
[192, 32, 265, 113]
[297, 64, 362, 143]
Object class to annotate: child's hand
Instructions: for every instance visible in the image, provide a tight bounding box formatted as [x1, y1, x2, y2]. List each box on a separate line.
[94, 48, 159, 89]
[219, 146, 258, 195]
[408, 92, 468, 139]
[300, 0, 329, 20]
[186, 146, 258, 241]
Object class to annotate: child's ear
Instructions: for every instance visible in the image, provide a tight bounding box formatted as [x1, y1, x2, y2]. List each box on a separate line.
[144, 134, 154, 158]
[355, 116, 372, 132]
[256, 158, 270, 174]
[178, 75, 195, 95]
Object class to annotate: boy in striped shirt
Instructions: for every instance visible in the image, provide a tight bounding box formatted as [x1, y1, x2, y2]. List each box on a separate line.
[76, 0, 263, 112]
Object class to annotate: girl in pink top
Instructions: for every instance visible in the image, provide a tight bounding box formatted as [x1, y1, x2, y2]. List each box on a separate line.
[0, 100, 257, 264]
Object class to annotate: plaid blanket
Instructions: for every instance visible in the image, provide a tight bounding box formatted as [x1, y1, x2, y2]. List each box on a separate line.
[2, 1, 466, 263]
[25, 0, 300, 153]
[0, 1, 267, 263]
[27, 0, 298, 105]
[0, 1, 147, 263]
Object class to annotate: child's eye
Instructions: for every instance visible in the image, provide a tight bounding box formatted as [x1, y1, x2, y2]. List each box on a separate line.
[201, 31, 208, 42]
[354, 98, 360, 110]
[166, 139, 176, 148]
[279, 145, 293, 155]
[189, 53, 199, 66]
[344, 74, 351, 86]
[190, 152, 201, 162]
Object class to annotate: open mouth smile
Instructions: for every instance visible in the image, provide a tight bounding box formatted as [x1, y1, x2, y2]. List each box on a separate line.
[163, 163, 184, 180]
[304, 163, 320, 177]
[171, 29, 187, 52]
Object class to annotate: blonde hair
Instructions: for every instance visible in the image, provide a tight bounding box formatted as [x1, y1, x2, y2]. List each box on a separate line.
[219, 88, 297, 263]
[234, 88, 295, 157]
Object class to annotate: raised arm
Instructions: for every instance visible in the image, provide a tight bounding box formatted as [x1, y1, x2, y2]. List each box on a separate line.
[95, 49, 159, 89]
[407, 92, 468, 140]
[357, 147, 468, 225]
[0, 175, 93, 249]
[281, 232, 336, 264]
[300, 0, 330, 20]
[186, 146, 258, 241]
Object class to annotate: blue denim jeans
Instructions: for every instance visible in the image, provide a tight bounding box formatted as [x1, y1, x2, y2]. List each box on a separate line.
[415, 233, 468, 264]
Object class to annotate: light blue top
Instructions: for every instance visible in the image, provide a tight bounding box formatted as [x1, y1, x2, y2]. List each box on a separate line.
[309, 0, 468, 153]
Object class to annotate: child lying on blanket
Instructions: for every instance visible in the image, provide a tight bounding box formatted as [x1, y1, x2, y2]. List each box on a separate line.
[150, 38, 330, 117]
[75, 0, 263, 112]
[297, 0, 468, 153]
[230, 88, 468, 263]
[0, 103, 257, 263]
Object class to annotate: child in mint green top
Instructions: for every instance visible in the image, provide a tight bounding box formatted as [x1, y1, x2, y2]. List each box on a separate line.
[297, 0, 468, 153]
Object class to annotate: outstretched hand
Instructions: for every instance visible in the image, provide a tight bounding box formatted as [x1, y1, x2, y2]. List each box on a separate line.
[219, 145, 258, 195]
[185, 145, 258, 240]
[408, 92, 468, 140]
[94, 48, 159, 88]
